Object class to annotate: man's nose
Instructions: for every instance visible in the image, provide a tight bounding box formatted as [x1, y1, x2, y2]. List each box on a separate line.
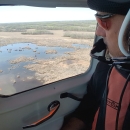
[95, 24, 106, 37]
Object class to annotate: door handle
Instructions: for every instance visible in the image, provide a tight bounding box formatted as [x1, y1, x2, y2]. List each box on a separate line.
[60, 92, 82, 101]
[23, 101, 60, 129]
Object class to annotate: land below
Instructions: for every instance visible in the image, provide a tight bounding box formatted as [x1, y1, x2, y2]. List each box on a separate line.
[0, 21, 96, 95]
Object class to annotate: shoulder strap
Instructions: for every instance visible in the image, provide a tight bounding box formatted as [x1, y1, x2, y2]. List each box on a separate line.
[95, 65, 114, 130]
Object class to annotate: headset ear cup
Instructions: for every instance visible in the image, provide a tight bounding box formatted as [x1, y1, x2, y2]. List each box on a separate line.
[118, 9, 130, 56]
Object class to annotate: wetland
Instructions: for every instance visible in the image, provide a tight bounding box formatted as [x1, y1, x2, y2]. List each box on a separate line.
[0, 20, 96, 95]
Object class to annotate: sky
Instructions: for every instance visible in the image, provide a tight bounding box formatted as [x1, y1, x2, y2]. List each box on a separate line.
[0, 6, 96, 23]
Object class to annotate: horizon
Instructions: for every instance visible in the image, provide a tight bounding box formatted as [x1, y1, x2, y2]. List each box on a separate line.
[0, 19, 96, 24]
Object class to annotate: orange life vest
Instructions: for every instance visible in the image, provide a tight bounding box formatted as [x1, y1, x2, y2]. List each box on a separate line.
[92, 67, 130, 130]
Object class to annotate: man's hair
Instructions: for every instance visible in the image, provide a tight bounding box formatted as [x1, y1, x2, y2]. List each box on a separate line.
[87, 0, 130, 15]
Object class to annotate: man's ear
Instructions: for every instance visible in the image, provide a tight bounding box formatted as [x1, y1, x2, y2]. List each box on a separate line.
[106, 20, 111, 30]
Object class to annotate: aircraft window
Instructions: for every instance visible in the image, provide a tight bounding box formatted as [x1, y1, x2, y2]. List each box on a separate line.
[0, 6, 96, 95]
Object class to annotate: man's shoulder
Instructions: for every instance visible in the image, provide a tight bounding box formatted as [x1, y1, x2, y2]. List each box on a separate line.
[90, 61, 110, 92]
[89, 62, 110, 102]
[88, 61, 110, 89]
[95, 61, 111, 73]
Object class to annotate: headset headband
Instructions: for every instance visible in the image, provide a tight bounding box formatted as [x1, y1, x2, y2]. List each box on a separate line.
[118, 9, 130, 56]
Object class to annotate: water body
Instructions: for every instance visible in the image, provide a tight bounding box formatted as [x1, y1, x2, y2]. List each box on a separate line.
[72, 43, 91, 48]
[0, 43, 75, 62]
[0, 42, 90, 95]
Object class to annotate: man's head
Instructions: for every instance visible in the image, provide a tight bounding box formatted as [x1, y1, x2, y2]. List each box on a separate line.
[87, 0, 130, 58]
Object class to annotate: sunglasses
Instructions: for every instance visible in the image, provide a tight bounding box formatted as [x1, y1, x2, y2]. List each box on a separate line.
[95, 13, 115, 30]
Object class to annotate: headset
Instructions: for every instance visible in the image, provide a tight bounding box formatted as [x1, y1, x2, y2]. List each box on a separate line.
[112, 9, 130, 64]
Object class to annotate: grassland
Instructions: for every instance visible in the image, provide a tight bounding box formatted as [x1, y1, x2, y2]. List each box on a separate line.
[0, 20, 96, 32]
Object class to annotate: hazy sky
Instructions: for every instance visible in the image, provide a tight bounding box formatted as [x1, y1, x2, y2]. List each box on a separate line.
[0, 6, 96, 23]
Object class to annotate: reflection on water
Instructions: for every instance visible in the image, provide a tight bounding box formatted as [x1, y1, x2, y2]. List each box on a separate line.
[0, 42, 90, 95]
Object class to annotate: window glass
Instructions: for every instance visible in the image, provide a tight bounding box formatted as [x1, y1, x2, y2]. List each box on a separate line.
[0, 6, 96, 95]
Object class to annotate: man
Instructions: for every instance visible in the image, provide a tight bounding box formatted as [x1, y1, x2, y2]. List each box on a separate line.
[60, 0, 130, 130]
